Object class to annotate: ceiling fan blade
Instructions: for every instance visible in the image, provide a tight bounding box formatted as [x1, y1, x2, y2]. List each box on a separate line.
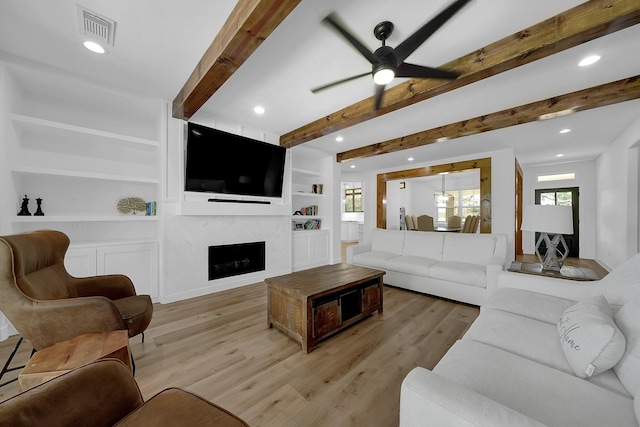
[311, 71, 371, 93]
[394, 0, 472, 63]
[323, 13, 379, 65]
[374, 84, 386, 110]
[395, 62, 460, 80]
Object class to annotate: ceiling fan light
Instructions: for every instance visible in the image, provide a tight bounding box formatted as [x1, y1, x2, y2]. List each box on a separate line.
[373, 68, 395, 85]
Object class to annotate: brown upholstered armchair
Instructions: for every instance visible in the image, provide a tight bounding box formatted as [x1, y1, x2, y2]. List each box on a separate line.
[0, 359, 249, 426]
[0, 230, 153, 351]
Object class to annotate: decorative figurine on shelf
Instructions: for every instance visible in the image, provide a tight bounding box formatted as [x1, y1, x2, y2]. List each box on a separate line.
[34, 197, 45, 216]
[17, 194, 31, 216]
[116, 197, 148, 215]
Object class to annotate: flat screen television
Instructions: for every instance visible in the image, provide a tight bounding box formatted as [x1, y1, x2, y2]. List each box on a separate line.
[184, 122, 287, 199]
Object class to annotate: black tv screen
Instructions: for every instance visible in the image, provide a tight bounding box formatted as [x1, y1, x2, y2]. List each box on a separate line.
[185, 122, 287, 199]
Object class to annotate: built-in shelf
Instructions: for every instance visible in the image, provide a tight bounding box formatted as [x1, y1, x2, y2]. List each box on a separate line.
[292, 215, 321, 220]
[12, 216, 158, 223]
[12, 167, 159, 184]
[292, 167, 323, 177]
[293, 192, 324, 198]
[12, 114, 159, 150]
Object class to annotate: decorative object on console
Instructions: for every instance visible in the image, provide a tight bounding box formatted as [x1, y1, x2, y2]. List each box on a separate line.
[34, 198, 45, 216]
[117, 197, 148, 215]
[17, 195, 31, 216]
[521, 204, 574, 271]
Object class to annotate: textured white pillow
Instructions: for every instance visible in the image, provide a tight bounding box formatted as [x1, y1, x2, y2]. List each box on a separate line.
[614, 293, 640, 395]
[557, 295, 626, 379]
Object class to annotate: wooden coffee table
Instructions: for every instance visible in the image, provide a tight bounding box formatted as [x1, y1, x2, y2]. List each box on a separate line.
[18, 330, 132, 391]
[265, 263, 385, 353]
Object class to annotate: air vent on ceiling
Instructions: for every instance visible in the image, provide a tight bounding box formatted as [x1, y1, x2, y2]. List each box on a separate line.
[77, 5, 116, 47]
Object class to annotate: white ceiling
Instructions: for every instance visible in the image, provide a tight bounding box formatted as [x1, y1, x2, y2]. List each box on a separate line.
[1, 0, 639, 173]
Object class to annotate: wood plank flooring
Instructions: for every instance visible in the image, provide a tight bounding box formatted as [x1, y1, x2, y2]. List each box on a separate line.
[0, 283, 478, 426]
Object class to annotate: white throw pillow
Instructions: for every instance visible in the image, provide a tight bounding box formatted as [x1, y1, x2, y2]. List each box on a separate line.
[557, 295, 626, 379]
[614, 293, 640, 395]
[591, 252, 640, 307]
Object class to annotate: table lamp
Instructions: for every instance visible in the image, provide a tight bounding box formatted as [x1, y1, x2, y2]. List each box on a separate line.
[521, 204, 574, 271]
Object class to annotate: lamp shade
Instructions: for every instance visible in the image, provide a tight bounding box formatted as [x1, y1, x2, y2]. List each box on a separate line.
[521, 205, 574, 234]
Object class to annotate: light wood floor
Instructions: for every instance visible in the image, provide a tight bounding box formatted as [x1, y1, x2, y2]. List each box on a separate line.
[0, 246, 605, 425]
[0, 283, 478, 426]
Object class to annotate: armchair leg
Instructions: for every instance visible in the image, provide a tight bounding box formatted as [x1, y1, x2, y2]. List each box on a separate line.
[141, 332, 145, 343]
[0, 337, 26, 388]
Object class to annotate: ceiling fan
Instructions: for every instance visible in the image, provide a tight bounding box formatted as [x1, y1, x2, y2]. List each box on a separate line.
[311, 0, 472, 110]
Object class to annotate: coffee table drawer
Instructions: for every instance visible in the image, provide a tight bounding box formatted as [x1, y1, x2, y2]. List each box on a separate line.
[363, 284, 381, 312]
[313, 299, 341, 338]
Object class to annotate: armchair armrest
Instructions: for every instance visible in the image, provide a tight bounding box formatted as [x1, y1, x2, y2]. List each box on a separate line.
[400, 367, 546, 427]
[0, 359, 142, 427]
[69, 274, 137, 299]
[346, 243, 372, 264]
[21, 297, 125, 349]
[497, 270, 597, 301]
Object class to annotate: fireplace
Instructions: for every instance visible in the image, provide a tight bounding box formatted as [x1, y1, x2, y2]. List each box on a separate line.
[208, 241, 265, 280]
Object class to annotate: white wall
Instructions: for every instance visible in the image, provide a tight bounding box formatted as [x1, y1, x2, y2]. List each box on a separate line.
[522, 160, 597, 259]
[596, 116, 640, 269]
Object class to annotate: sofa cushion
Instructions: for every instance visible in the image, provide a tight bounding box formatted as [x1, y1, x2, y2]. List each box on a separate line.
[429, 262, 486, 287]
[442, 234, 497, 265]
[386, 256, 439, 277]
[464, 306, 630, 396]
[483, 288, 574, 324]
[614, 293, 640, 396]
[402, 232, 444, 260]
[464, 308, 573, 374]
[434, 340, 637, 427]
[557, 295, 626, 379]
[351, 251, 398, 270]
[592, 252, 640, 308]
[370, 229, 404, 255]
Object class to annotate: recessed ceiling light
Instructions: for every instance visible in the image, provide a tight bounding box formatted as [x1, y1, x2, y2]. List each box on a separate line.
[579, 55, 601, 67]
[350, 165, 356, 169]
[336, 136, 344, 142]
[559, 128, 571, 134]
[83, 40, 106, 54]
[407, 157, 414, 161]
[556, 154, 565, 158]
[253, 106, 265, 115]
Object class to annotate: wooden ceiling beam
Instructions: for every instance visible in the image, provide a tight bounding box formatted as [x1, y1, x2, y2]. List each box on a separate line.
[172, 0, 300, 120]
[336, 75, 640, 162]
[281, 0, 640, 148]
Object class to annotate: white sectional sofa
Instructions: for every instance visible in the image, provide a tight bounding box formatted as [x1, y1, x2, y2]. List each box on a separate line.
[400, 252, 640, 427]
[346, 228, 508, 306]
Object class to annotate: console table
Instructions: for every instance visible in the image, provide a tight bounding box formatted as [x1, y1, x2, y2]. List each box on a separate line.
[265, 263, 385, 353]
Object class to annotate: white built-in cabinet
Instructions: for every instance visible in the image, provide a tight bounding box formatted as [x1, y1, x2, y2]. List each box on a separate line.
[66, 242, 159, 298]
[341, 221, 360, 242]
[1, 62, 163, 299]
[290, 146, 334, 271]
